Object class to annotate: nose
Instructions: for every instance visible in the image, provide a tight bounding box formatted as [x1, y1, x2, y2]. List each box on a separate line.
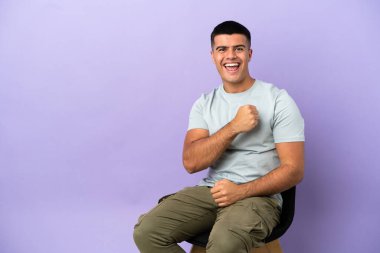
[226, 48, 237, 59]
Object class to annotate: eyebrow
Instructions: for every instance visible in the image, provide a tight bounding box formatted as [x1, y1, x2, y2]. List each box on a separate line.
[215, 44, 247, 50]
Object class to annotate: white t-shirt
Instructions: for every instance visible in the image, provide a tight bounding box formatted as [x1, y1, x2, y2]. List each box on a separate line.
[188, 80, 305, 203]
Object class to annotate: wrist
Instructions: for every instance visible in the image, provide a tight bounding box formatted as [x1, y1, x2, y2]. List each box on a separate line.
[228, 120, 240, 135]
[239, 183, 251, 199]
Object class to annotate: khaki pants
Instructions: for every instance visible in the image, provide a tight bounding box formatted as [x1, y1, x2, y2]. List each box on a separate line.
[134, 186, 280, 253]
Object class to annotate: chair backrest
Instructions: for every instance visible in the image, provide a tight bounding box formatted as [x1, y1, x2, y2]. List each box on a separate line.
[264, 186, 296, 243]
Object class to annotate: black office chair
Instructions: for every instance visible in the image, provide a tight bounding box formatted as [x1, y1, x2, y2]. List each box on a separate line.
[158, 186, 296, 247]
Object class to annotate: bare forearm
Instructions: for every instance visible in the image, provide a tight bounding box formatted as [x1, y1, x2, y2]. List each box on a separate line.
[241, 163, 304, 198]
[183, 122, 238, 173]
[183, 105, 260, 174]
[240, 142, 305, 198]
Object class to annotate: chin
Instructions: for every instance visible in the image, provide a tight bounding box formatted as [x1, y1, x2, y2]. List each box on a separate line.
[224, 78, 243, 84]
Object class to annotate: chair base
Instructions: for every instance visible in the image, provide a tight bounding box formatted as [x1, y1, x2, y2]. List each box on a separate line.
[189, 239, 283, 253]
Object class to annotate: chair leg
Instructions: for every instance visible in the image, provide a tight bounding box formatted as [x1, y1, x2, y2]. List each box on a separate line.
[252, 240, 283, 253]
[252, 244, 271, 253]
[264, 240, 283, 253]
[190, 245, 206, 253]
[189, 239, 282, 253]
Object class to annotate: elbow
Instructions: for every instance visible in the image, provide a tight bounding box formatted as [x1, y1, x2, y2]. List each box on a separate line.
[293, 166, 304, 185]
[183, 159, 197, 174]
[284, 162, 304, 186]
[296, 172, 304, 185]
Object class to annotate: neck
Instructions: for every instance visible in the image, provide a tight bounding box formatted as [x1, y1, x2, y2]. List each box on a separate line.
[223, 77, 255, 93]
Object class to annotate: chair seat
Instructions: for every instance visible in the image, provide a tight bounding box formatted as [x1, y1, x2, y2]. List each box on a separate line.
[159, 186, 296, 247]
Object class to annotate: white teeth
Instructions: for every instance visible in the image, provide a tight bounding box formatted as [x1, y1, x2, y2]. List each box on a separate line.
[224, 63, 239, 67]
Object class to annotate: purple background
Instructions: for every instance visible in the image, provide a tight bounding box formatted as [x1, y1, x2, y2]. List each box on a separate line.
[1, 0, 379, 252]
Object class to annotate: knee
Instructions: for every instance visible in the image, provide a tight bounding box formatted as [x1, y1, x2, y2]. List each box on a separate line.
[133, 215, 173, 249]
[133, 219, 147, 247]
[207, 228, 247, 253]
[133, 216, 156, 248]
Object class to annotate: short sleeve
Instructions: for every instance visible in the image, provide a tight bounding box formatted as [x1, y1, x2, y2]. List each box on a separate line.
[188, 95, 209, 130]
[273, 90, 305, 143]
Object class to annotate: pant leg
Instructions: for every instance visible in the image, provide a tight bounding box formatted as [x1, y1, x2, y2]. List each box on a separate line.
[206, 196, 281, 253]
[133, 186, 218, 253]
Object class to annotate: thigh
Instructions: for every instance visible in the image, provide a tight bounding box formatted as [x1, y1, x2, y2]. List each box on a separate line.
[135, 186, 218, 242]
[211, 197, 281, 247]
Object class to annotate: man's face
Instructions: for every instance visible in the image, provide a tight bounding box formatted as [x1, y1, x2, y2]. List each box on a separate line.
[211, 34, 252, 86]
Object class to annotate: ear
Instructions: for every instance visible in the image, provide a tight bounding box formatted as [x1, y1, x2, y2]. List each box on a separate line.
[211, 50, 216, 64]
[248, 49, 253, 62]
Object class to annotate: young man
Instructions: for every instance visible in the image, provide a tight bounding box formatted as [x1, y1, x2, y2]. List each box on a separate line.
[134, 21, 304, 253]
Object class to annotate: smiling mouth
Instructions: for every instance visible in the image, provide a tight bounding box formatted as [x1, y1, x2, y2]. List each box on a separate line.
[224, 63, 240, 72]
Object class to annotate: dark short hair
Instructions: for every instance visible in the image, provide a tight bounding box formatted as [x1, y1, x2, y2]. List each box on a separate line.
[211, 20, 251, 48]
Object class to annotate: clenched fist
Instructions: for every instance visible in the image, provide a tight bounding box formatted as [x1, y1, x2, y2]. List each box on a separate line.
[230, 105, 259, 134]
[211, 179, 247, 207]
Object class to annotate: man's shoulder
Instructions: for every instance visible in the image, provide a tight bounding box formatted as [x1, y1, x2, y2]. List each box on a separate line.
[255, 80, 282, 95]
[193, 86, 221, 104]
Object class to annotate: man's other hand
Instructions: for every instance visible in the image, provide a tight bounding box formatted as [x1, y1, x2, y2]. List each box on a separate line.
[210, 179, 247, 207]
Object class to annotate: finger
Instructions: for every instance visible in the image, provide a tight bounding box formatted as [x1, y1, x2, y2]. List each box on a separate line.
[218, 202, 228, 207]
[211, 191, 224, 199]
[213, 196, 227, 204]
[214, 179, 227, 188]
[215, 198, 229, 207]
[210, 186, 220, 194]
[216, 200, 226, 207]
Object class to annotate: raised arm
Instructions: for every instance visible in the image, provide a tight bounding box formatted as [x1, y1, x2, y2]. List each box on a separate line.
[182, 126, 234, 174]
[182, 105, 259, 174]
